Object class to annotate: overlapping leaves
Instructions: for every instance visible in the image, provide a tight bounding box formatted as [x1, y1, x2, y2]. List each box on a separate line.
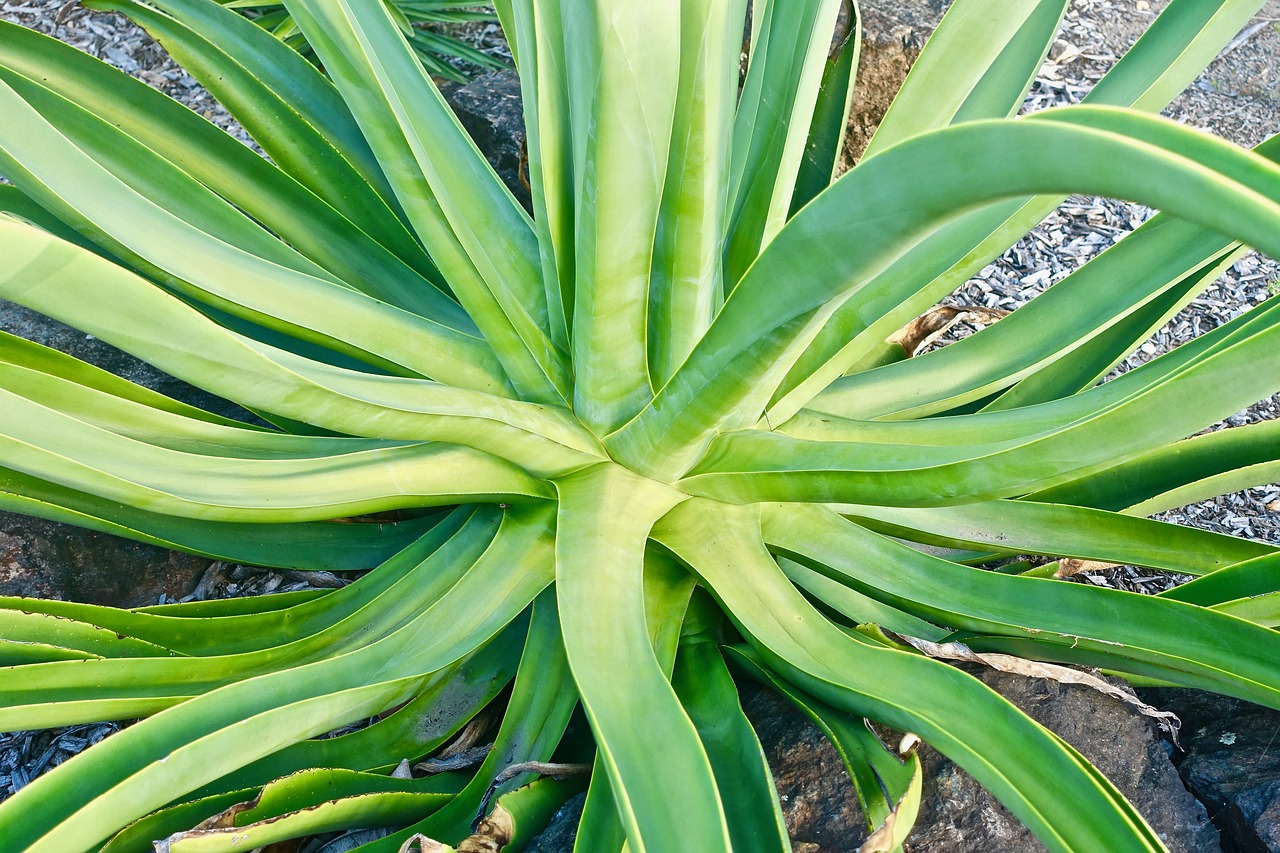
[0, 1, 1278, 851]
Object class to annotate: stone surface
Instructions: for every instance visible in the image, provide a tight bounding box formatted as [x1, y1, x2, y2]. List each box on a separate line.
[524, 793, 586, 853]
[0, 512, 210, 607]
[445, 68, 531, 210]
[1145, 689, 1280, 853]
[909, 670, 1219, 853]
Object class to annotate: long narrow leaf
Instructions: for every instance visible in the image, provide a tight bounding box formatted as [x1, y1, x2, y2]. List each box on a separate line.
[285, 0, 568, 404]
[565, 0, 681, 432]
[654, 500, 1163, 853]
[85, 0, 405, 226]
[724, 0, 843, 286]
[863, 0, 1067, 158]
[610, 110, 1280, 477]
[554, 465, 730, 852]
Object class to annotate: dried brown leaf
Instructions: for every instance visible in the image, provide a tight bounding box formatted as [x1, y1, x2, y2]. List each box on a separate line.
[456, 803, 515, 853]
[886, 305, 1010, 357]
[900, 636, 1180, 740]
[1055, 558, 1121, 579]
[189, 795, 260, 830]
[399, 834, 449, 853]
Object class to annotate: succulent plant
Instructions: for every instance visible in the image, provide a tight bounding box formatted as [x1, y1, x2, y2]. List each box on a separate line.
[1, 1, 1279, 851]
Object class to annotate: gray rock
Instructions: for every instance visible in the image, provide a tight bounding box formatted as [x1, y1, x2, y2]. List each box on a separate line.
[445, 69, 530, 211]
[1143, 689, 1280, 852]
[0, 512, 210, 607]
[524, 792, 585, 853]
[908, 670, 1219, 853]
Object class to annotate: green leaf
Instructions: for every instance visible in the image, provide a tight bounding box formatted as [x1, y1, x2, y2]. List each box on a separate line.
[0, 507, 552, 851]
[724, 0, 844, 286]
[808, 213, 1244, 420]
[285, 0, 568, 405]
[0, 466, 442, 570]
[655, 500, 1163, 853]
[830, 500, 1275, 576]
[497, 0, 574, 347]
[572, 760, 626, 853]
[763, 504, 1280, 709]
[1030, 416, 1280, 515]
[771, 0, 1270, 420]
[780, 557, 951, 640]
[0, 507, 475, 657]
[0, 506, 549, 729]
[647, 0, 746, 387]
[0, 20, 466, 319]
[201, 627, 522, 794]
[725, 645, 919, 838]
[100, 789, 257, 853]
[673, 594, 791, 853]
[383, 589, 578, 848]
[0, 96, 502, 390]
[0, 182, 104, 255]
[159, 770, 457, 853]
[564, 0, 681, 432]
[0, 390, 550, 523]
[84, 0, 405, 227]
[1088, 0, 1269, 112]
[0, 220, 602, 475]
[554, 465, 730, 852]
[610, 109, 1280, 478]
[788, 0, 860, 213]
[1161, 552, 1280, 606]
[682, 294, 1280, 507]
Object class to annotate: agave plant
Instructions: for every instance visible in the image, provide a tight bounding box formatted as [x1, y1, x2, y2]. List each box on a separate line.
[214, 0, 505, 83]
[2, 0, 1280, 850]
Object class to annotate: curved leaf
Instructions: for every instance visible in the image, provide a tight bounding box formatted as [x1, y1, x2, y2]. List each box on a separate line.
[610, 109, 1280, 477]
[84, 0, 404, 225]
[654, 500, 1163, 853]
[831, 499, 1275, 576]
[554, 465, 730, 852]
[285, 0, 567, 404]
[771, 0, 1270, 420]
[763, 504, 1280, 708]
[0, 20, 464, 319]
[1031, 417, 1280, 515]
[0, 96, 500, 389]
[0, 506, 553, 851]
[673, 593, 790, 853]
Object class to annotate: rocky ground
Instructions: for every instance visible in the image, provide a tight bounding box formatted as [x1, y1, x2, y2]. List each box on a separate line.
[1, 1, 1279, 851]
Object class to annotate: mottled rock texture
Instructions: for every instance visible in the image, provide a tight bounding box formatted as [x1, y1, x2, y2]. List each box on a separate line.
[1146, 688, 1280, 853]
